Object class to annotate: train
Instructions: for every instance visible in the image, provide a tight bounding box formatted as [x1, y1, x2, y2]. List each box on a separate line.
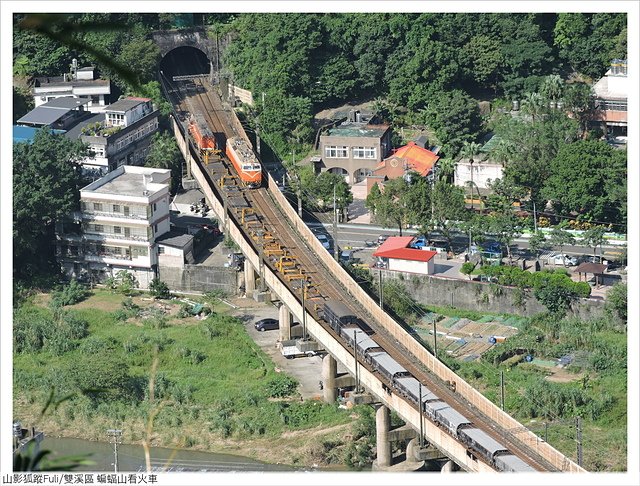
[188, 114, 217, 152]
[225, 136, 262, 189]
[321, 299, 536, 473]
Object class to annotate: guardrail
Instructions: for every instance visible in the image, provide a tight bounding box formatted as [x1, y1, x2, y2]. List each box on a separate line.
[165, 78, 583, 471]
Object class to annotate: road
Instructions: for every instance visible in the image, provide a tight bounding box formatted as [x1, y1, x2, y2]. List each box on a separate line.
[306, 221, 626, 262]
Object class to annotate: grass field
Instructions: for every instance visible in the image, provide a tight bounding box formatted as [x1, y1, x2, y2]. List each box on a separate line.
[13, 290, 356, 466]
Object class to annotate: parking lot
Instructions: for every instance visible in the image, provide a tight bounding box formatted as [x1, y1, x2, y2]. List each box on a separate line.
[231, 299, 332, 400]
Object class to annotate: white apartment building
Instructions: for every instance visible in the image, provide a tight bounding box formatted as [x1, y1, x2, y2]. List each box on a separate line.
[33, 66, 111, 113]
[65, 97, 159, 175]
[56, 166, 172, 289]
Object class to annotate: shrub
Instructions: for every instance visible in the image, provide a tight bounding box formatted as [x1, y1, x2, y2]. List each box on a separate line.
[460, 262, 475, 279]
[149, 278, 171, 299]
[50, 280, 89, 307]
[266, 374, 298, 398]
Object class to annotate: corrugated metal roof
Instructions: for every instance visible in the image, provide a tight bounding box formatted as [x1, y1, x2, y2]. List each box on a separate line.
[374, 237, 437, 262]
[368, 351, 406, 376]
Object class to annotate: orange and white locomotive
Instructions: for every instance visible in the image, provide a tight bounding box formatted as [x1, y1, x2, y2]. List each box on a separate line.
[225, 136, 262, 188]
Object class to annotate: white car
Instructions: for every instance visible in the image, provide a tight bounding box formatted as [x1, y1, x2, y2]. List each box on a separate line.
[548, 254, 578, 266]
[316, 233, 331, 250]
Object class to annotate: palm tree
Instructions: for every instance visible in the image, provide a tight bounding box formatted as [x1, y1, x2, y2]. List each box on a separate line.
[460, 141, 482, 211]
[489, 139, 512, 167]
[522, 92, 545, 122]
[541, 74, 564, 109]
[436, 157, 456, 183]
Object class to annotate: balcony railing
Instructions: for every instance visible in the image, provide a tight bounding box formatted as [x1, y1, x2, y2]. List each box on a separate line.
[82, 210, 149, 221]
[85, 252, 132, 262]
[83, 232, 149, 242]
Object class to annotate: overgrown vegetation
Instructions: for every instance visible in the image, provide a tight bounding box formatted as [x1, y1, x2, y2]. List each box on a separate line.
[13, 291, 354, 466]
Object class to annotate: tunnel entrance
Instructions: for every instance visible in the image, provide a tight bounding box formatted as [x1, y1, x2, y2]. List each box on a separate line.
[160, 46, 211, 80]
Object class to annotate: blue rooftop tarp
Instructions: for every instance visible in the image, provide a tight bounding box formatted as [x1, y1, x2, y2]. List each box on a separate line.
[13, 126, 66, 144]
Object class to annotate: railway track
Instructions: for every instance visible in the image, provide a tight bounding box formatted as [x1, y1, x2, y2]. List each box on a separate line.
[164, 75, 558, 472]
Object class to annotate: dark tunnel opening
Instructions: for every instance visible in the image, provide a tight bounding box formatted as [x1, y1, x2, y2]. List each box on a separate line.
[160, 46, 211, 79]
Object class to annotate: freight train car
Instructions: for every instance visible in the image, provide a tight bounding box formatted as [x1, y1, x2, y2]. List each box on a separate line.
[225, 137, 262, 188]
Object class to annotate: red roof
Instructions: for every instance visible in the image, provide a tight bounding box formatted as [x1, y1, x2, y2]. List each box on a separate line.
[377, 141, 439, 177]
[373, 236, 437, 262]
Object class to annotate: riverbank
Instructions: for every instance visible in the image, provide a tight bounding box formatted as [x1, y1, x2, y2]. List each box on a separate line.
[13, 290, 363, 470]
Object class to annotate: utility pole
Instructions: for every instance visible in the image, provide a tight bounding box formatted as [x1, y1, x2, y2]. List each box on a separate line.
[418, 383, 424, 448]
[107, 429, 122, 473]
[432, 318, 437, 358]
[576, 416, 583, 467]
[353, 329, 359, 393]
[378, 268, 383, 309]
[301, 278, 307, 341]
[500, 371, 505, 410]
[532, 199, 538, 233]
[333, 184, 339, 261]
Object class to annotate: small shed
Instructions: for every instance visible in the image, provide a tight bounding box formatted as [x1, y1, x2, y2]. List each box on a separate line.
[573, 262, 608, 287]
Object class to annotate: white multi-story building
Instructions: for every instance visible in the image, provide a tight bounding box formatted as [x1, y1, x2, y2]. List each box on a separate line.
[65, 97, 160, 175]
[56, 166, 172, 289]
[33, 66, 111, 113]
[592, 59, 628, 139]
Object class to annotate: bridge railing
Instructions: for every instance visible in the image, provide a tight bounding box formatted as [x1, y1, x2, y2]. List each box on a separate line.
[167, 81, 583, 472]
[263, 170, 583, 473]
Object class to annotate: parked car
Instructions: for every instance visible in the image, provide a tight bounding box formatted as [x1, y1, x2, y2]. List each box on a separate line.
[340, 250, 354, 263]
[254, 318, 279, 331]
[482, 242, 502, 255]
[315, 233, 331, 250]
[548, 253, 578, 266]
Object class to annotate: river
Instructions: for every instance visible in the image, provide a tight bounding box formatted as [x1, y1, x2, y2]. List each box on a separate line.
[41, 437, 299, 473]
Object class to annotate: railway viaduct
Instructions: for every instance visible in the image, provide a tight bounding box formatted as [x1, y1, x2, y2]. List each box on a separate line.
[162, 74, 584, 473]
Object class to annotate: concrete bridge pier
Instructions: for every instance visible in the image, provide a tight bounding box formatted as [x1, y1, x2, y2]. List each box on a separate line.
[322, 354, 337, 403]
[441, 459, 458, 473]
[278, 304, 292, 341]
[376, 405, 392, 468]
[243, 259, 256, 294]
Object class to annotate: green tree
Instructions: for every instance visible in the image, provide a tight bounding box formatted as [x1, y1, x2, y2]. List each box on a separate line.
[581, 225, 607, 262]
[540, 74, 564, 109]
[13, 130, 88, 282]
[604, 283, 627, 322]
[149, 278, 171, 299]
[365, 177, 411, 235]
[460, 141, 482, 211]
[460, 262, 476, 280]
[427, 181, 467, 251]
[486, 212, 521, 265]
[522, 92, 546, 122]
[548, 224, 576, 262]
[13, 85, 34, 122]
[145, 131, 184, 192]
[460, 35, 503, 92]
[418, 91, 482, 157]
[528, 231, 550, 260]
[542, 140, 626, 225]
[116, 37, 160, 86]
[303, 171, 353, 215]
[562, 82, 595, 137]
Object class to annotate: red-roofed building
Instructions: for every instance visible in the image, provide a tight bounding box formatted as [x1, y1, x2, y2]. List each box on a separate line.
[366, 141, 440, 196]
[373, 236, 437, 275]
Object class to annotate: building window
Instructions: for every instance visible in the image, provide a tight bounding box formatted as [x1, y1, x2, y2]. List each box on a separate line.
[132, 247, 148, 257]
[91, 95, 100, 104]
[93, 202, 103, 211]
[158, 247, 165, 255]
[353, 146, 377, 159]
[324, 145, 349, 159]
[124, 227, 131, 238]
[113, 204, 120, 212]
[114, 226, 122, 234]
[93, 224, 104, 232]
[123, 206, 130, 216]
[153, 202, 157, 211]
[154, 224, 158, 234]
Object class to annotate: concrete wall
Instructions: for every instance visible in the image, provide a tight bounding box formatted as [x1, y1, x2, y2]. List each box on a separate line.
[379, 270, 605, 319]
[169, 100, 583, 472]
[158, 264, 237, 293]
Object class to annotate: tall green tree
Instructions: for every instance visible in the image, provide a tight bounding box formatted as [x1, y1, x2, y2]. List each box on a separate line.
[426, 181, 468, 251]
[581, 225, 607, 262]
[418, 91, 482, 158]
[13, 130, 88, 281]
[549, 224, 576, 263]
[542, 140, 627, 226]
[145, 131, 184, 193]
[366, 177, 411, 235]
